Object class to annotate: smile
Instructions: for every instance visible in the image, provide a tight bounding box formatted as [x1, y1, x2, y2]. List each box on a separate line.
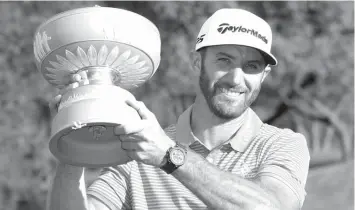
[217, 87, 245, 97]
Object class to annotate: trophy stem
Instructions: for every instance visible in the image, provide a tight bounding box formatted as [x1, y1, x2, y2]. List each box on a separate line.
[79, 66, 120, 85]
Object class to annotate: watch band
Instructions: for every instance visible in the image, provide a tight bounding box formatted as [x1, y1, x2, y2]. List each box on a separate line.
[160, 158, 178, 174]
[160, 142, 187, 174]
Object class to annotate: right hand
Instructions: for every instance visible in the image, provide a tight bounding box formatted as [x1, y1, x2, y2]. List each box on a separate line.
[48, 73, 83, 117]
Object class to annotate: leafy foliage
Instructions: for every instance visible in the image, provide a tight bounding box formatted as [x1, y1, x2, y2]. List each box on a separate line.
[0, 1, 353, 209]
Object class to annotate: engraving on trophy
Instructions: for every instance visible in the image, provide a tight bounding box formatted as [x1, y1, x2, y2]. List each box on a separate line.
[58, 84, 125, 110]
[89, 126, 107, 141]
[34, 31, 51, 63]
[59, 89, 102, 110]
[102, 26, 131, 45]
[103, 27, 116, 40]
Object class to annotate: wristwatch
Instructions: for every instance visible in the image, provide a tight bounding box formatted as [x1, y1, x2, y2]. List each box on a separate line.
[160, 142, 187, 174]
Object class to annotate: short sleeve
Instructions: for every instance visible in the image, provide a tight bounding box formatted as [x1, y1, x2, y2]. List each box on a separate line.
[256, 131, 310, 207]
[87, 163, 132, 210]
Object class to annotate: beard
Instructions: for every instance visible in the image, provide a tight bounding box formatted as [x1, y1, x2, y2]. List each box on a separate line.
[199, 63, 260, 119]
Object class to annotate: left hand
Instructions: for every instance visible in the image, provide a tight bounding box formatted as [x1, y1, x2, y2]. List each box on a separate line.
[114, 98, 175, 167]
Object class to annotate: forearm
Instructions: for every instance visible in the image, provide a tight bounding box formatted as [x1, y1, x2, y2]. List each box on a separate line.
[47, 162, 91, 210]
[171, 149, 280, 210]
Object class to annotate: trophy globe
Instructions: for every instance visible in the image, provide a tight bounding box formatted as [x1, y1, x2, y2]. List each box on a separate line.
[33, 6, 161, 167]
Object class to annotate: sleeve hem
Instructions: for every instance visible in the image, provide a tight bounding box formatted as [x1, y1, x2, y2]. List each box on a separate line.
[87, 191, 118, 210]
[257, 171, 305, 208]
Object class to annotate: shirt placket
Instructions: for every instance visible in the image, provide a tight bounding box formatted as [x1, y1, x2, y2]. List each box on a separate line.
[206, 147, 224, 165]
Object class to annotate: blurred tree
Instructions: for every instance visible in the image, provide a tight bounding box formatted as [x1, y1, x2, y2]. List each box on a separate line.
[0, 2, 99, 209]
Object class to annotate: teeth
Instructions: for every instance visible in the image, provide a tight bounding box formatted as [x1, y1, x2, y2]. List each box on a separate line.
[219, 88, 244, 96]
[224, 92, 241, 96]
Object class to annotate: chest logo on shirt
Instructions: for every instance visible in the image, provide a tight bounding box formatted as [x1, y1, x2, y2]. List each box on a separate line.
[231, 163, 252, 178]
[241, 164, 252, 177]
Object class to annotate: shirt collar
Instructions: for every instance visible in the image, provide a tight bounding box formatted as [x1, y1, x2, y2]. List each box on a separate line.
[175, 104, 263, 152]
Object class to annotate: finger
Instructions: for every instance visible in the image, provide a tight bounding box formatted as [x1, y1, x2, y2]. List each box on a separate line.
[70, 73, 82, 83]
[49, 95, 62, 115]
[114, 120, 147, 135]
[120, 141, 141, 151]
[73, 72, 91, 86]
[49, 95, 62, 107]
[125, 99, 151, 120]
[119, 134, 139, 141]
[59, 81, 80, 96]
[125, 151, 141, 161]
[57, 73, 82, 95]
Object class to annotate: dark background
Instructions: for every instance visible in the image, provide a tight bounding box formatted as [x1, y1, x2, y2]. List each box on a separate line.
[0, 1, 353, 210]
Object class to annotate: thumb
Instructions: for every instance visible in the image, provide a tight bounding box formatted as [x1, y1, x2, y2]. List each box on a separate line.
[114, 120, 148, 135]
[59, 81, 80, 96]
[49, 95, 62, 117]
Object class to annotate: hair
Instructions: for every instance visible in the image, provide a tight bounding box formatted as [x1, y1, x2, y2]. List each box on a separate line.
[196, 47, 208, 67]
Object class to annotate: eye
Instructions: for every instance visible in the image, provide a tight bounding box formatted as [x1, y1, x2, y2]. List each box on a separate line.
[243, 62, 262, 74]
[216, 57, 232, 69]
[243, 63, 263, 73]
[216, 57, 232, 67]
[244, 63, 258, 69]
[217, 57, 230, 63]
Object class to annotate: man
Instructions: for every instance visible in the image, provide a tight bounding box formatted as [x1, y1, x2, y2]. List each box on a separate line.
[47, 8, 310, 210]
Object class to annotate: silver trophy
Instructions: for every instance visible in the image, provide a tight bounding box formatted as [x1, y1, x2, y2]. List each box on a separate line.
[33, 6, 161, 167]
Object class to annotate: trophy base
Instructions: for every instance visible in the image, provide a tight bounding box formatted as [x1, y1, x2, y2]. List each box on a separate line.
[49, 123, 132, 167]
[49, 85, 141, 167]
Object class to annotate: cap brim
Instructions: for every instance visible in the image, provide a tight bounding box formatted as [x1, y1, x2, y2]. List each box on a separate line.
[196, 44, 277, 66]
[260, 50, 277, 66]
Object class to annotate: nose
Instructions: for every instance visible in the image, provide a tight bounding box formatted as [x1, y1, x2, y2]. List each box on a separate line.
[224, 67, 244, 86]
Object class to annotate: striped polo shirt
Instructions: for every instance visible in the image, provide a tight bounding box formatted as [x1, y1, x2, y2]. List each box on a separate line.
[87, 106, 310, 210]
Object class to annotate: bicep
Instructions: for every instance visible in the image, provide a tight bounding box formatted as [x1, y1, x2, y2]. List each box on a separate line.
[255, 132, 310, 209]
[254, 175, 301, 210]
[88, 196, 111, 210]
[86, 165, 131, 210]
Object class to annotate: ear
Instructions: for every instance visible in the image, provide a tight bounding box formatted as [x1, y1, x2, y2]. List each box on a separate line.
[261, 66, 271, 83]
[189, 50, 202, 73]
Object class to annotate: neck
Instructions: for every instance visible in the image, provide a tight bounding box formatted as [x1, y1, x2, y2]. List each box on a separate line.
[190, 94, 247, 150]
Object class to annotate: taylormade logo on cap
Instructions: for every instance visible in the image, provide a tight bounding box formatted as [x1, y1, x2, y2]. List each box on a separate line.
[217, 23, 268, 44]
[195, 8, 278, 66]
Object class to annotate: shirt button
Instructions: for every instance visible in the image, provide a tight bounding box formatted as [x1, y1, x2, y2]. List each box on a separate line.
[206, 156, 214, 163]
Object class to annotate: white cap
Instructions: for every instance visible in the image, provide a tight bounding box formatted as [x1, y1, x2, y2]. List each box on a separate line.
[195, 8, 277, 66]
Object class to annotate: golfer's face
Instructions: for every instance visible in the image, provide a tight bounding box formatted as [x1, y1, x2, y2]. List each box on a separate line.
[199, 45, 267, 119]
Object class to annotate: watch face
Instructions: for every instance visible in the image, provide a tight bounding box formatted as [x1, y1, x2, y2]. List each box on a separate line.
[170, 148, 186, 165]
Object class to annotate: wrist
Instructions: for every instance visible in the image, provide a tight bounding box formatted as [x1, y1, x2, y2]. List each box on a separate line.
[158, 139, 176, 168]
[163, 136, 176, 151]
[159, 155, 168, 168]
[56, 162, 84, 177]
[160, 142, 187, 174]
